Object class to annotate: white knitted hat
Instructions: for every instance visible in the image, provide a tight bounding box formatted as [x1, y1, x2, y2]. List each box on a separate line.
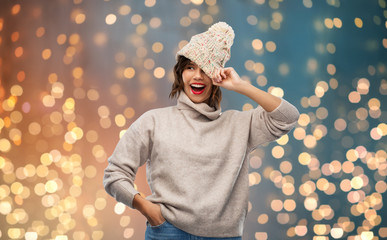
[176, 22, 235, 79]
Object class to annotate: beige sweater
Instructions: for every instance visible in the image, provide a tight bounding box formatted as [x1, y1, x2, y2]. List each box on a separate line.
[103, 91, 299, 237]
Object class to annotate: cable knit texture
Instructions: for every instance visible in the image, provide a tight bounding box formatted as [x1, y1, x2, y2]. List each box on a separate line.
[103, 91, 299, 237]
[177, 22, 235, 79]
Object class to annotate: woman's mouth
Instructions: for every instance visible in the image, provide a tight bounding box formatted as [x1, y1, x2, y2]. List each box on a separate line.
[190, 83, 206, 95]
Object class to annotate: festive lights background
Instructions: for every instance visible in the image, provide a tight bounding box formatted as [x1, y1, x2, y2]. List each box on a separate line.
[0, 0, 386, 239]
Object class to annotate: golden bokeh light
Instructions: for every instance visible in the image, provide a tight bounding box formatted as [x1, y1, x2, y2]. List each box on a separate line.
[105, 14, 117, 25]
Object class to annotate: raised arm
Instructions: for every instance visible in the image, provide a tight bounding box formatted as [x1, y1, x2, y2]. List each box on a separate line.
[212, 67, 281, 112]
[212, 67, 300, 150]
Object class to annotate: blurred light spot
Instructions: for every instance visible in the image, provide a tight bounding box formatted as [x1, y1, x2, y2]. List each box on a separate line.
[269, 87, 284, 97]
[25, 232, 38, 240]
[180, 16, 192, 27]
[11, 32, 19, 42]
[250, 156, 262, 169]
[36, 27, 45, 38]
[11, 4, 21, 15]
[105, 14, 117, 25]
[295, 225, 308, 236]
[83, 205, 95, 218]
[324, 18, 334, 29]
[354, 17, 363, 28]
[368, 98, 380, 110]
[191, 0, 204, 5]
[145, 0, 156, 7]
[72, 67, 83, 79]
[0, 201, 12, 215]
[254, 62, 265, 74]
[284, 199, 296, 211]
[279, 63, 289, 75]
[124, 67, 135, 79]
[123, 228, 134, 238]
[265, 41, 276, 52]
[75, 13, 86, 24]
[252, 39, 263, 50]
[272, 146, 284, 159]
[201, 14, 214, 25]
[57, 34, 67, 45]
[249, 172, 261, 186]
[189, 9, 200, 19]
[114, 202, 126, 215]
[360, 231, 374, 240]
[333, 18, 342, 28]
[243, 103, 253, 111]
[380, 228, 387, 238]
[8, 228, 24, 239]
[14, 46, 23, 57]
[115, 114, 126, 127]
[119, 5, 131, 15]
[370, 127, 383, 140]
[136, 23, 148, 35]
[131, 14, 142, 25]
[28, 122, 41, 135]
[256, 75, 267, 87]
[154, 67, 165, 79]
[348, 91, 361, 103]
[383, 38, 387, 49]
[271, 199, 283, 212]
[247, 15, 258, 25]
[45, 180, 58, 193]
[150, 17, 162, 28]
[293, 127, 306, 140]
[303, 0, 313, 8]
[298, 113, 310, 126]
[257, 214, 268, 224]
[94, 32, 107, 46]
[276, 134, 289, 145]
[152, 42, 163, 53]
[69, 33, 80, 45]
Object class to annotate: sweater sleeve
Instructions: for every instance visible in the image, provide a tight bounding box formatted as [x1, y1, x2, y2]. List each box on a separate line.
[103, 119, 152, 209]
[247, 98, 300, 152]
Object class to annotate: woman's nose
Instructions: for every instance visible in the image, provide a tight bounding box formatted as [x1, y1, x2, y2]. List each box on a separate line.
[193, 68, 203, 79]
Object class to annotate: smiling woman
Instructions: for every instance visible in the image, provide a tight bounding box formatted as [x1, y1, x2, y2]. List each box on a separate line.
[103, 22, 300, 240]
[170, 55, 221, 108]
[182, 58, 213, 104]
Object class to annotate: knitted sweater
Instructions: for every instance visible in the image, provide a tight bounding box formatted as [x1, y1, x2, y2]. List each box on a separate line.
[103, 91, 300, 237]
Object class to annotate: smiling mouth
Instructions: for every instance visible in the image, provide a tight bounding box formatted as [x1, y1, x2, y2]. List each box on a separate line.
[190, 83, 206, 95]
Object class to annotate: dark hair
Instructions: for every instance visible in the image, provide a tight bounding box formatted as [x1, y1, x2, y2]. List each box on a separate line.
[169, 55, 222, 108]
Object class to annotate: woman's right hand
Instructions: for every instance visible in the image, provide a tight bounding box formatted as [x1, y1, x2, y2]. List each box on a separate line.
[133, 193, 166, 226]
[143, 201, 166, 226]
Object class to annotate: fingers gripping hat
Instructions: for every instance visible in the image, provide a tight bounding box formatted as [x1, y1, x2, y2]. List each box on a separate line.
[176, 22, 235, 79]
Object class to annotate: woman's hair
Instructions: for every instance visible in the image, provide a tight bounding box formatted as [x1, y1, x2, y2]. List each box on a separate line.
[169, 55, 222, 108]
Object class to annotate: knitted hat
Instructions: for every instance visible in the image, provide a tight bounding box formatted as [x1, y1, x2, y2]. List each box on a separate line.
[176, 22, 235, 79]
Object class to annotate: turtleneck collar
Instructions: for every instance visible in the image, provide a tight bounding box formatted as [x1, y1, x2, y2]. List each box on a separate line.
[176, 91, 222, 121]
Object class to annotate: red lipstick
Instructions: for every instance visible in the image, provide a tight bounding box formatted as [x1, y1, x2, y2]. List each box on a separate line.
[190, 83, 206, 95]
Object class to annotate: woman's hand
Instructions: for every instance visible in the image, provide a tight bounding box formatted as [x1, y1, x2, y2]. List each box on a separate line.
[211, 67, 246, 92]
[133, 193, 166, 226]
[143, 201, 166, 226]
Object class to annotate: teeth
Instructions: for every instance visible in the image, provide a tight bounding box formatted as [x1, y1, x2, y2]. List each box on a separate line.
[191, 84, 205, 88]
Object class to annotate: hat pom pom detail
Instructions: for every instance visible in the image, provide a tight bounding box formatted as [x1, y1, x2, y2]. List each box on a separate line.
[208, 22, 235, 40]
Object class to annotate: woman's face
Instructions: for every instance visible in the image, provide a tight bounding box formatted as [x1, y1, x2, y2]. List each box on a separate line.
[182, 61, 213, 104]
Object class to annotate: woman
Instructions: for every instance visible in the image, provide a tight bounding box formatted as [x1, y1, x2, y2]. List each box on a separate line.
[103, 22, 300, 239]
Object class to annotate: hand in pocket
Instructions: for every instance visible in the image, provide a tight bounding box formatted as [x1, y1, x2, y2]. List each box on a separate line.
[144, 202, 166, 226]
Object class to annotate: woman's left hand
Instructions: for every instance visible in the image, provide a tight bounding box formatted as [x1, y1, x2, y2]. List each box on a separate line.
[211, 67, 245, 91]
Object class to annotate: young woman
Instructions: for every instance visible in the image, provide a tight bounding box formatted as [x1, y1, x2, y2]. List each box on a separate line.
[103, 22, 300, 240]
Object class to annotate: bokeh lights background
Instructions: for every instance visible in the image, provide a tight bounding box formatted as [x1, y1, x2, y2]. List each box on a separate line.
[1, 0, 387, 239]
